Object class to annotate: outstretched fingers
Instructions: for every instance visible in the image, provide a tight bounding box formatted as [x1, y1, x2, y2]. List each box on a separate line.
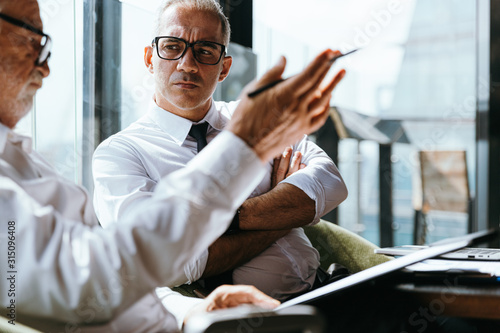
[303, 50, 342, 100]
[227, 49, 347, 163]
[304, 69, 346, 132]
[283, 49, 337, 98]
[308, 103, 332, 133]
[307, 69, 346, 114]
[322, 69, 346, 99]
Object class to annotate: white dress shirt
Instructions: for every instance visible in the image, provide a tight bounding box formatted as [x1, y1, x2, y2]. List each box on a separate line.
[0, 122, 265, 332]
[93, 100, 347, 300]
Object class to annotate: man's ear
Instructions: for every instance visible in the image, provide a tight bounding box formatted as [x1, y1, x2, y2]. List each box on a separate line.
[218, 56, 232, 82]
[144, 46, 154, 73]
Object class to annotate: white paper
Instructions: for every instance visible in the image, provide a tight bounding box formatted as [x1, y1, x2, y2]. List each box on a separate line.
[405, 259, 500, 276]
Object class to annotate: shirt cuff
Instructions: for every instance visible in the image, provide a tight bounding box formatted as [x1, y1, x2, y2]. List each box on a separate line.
[156, 287, 204, 331]
[281, 171, 323, 225]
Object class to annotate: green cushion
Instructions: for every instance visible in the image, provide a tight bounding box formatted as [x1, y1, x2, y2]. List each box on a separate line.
[304, 220, 392, 273]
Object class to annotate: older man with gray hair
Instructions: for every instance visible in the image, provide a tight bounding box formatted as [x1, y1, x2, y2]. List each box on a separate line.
[0, 0, 345, 331]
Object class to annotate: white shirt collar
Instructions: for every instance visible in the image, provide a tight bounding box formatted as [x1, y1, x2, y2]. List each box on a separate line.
[0, 122, 33, 154]
[146, 99, 228, 146]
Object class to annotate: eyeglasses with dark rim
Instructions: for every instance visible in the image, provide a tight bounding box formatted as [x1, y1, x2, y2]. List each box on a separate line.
[0, 12, 52, 66]
[152, 36, 226, 66]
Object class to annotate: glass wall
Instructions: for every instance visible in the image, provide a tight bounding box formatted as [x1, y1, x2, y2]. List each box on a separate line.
[254, 0, 477, 245]
[120, 1, 157, 129]
[17, 0, 83, 184]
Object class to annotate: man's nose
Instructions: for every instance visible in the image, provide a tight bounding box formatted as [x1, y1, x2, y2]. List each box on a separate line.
[176, 46, 198, 73]
[36, 60, 50, 78]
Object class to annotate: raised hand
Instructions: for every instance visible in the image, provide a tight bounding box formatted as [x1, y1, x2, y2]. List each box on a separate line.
[227, 49, 345, 163]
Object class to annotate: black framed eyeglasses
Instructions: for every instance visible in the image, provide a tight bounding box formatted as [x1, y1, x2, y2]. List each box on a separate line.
[152, 36, 226, 66]
[0, 12, 52, 66]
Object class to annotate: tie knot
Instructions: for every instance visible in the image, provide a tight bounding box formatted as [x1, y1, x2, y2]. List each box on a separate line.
[189, 122, 209, 152]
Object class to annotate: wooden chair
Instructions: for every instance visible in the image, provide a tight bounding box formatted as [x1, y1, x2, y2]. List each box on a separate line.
[413, 150, 471, 244]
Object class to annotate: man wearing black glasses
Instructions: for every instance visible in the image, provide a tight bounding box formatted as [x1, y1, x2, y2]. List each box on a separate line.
[0, 0, 344, 331]
[93, 0, 348, 316]
[0, 11, 50, 129]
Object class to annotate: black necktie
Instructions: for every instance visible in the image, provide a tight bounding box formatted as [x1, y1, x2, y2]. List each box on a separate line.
[189, 122, 209, 152]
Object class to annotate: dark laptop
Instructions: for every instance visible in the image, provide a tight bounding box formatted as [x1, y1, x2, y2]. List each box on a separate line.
[375, 245, 500, 260]
[184, 229, 499, 333]
[278, 228, 498, 309]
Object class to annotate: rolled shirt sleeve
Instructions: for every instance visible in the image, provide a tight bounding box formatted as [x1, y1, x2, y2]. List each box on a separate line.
[281, 136, 348, 225]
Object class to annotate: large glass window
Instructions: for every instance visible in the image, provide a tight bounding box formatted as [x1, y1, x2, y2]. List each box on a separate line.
[120, 0, 157, 130]
[19, 0, 478, 246]
[254, 0, 477, 245]
[17, 1, 83, 184]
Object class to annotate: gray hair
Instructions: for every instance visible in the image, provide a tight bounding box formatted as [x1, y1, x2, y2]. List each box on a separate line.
[155, 0, 231, 46]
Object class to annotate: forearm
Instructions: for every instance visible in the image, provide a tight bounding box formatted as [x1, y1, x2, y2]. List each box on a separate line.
[282, 137, 348, 222]
[239, 183, 316, 231]
[201, 229, 289, 278]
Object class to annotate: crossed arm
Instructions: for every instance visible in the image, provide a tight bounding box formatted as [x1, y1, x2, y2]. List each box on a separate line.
[201, 149, 318, 278]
